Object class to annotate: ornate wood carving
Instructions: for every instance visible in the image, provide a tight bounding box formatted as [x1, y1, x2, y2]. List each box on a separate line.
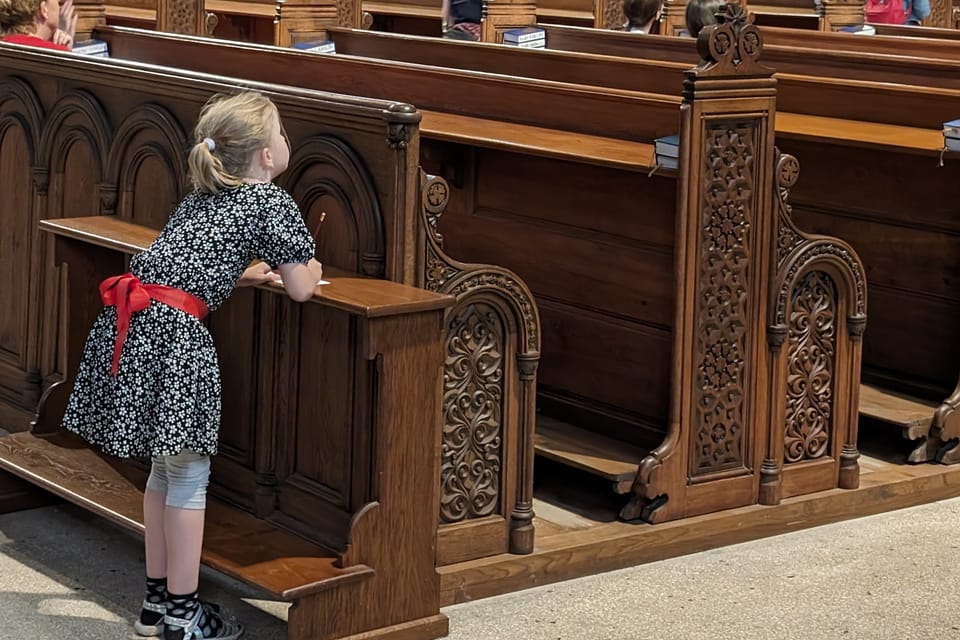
[594, 0, 628, 29]
[622, 4, 778, 524]
[440, 303, 504, 523]
[422, 173, 541, 557]
[157, 0, 206, 34]
[783, 271, 835, 464]
[927, 0, 950, 26]
[759, 151, 867, 504]
[691, 122, 756, 476]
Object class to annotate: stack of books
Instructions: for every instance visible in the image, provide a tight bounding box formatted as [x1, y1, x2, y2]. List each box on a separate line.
[502, 27, 545, 49]
[944, 118, 960, 152]
[837, 24, 877, 35]
[291, 40, 336, 54]
[72, 39, 109, 57]
[655, 134, 679, 169]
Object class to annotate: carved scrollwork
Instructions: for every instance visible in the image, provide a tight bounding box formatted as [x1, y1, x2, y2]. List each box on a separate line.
[776, 153, 804, 266]
[439, 303, 504, 523]
[694, 3, 771, 77]
[600, 0, 627, 29]
[158, 0, 205, 34]
[784, 271, 836, 463]
[422, 174, 449, 246]
[387, 122, 410, 150]
[692, 122, 755, 474]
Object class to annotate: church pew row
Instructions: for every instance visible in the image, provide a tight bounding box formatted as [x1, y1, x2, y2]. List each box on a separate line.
[525, 22, 960, 459]
[0, 37, 542, 619]
[0, 45, 454, 640]
[261, 23, 960, 464]
[95, 14, 868, 523]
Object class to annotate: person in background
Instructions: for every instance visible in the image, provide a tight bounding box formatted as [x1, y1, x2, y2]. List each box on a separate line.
[441, 0, 482, 40]
[622, 0, 663, 33]
[0, 0, 76, 50]
[684, 0, 723, 36]
[905, 0, 931, 25]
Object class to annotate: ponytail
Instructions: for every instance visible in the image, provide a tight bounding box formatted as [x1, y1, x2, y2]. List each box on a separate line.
[187, 92, 279, 194]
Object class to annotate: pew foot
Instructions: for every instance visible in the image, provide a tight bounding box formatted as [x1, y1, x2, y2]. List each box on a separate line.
[838, 445, 860, 489]
[758, 458, 782, 505]
[618, 493, 666, 523]
[935, 438, 960, 465]
[508, 516, 535, 555]
[906, 436, 940, 464]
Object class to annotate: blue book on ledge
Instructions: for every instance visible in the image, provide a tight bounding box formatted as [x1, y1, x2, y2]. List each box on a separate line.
[502, 27, 545, 44]
[655, 134, 679, 158]
[291, 40, 336, 54]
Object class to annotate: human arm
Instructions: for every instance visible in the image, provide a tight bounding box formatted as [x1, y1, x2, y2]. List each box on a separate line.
[278, 258, 324, 302]
[237, 261, 282, 287]
[54, 0, 76, 49]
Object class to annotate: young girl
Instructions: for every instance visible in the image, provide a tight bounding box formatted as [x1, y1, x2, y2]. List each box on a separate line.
[0, 0, 76, 51]
[61, 91, 324, 640]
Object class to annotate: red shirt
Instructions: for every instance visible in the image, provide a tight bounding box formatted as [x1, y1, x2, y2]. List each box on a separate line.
[2, 34, 70, 52]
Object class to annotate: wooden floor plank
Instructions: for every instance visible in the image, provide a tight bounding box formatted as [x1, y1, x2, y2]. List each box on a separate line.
[0, 432, 372, 600]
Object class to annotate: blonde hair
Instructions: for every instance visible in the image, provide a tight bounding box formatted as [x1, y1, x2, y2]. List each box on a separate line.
[187, 91, 280, 194]
[0, 0, 43, 35]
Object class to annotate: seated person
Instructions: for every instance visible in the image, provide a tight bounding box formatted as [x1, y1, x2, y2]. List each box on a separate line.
[684, 0, 722, 37]
[622, 0, 663, 33]
[0, 0, 76, 50]
[442, 0, 482, 41]
[905, 0, 931, 24]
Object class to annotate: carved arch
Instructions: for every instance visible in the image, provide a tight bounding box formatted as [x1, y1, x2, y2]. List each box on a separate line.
[106, 104, 189, 222]
[278, 136, 386, 278]
[39, 90, 111, 179]
[0, 77, 44, 167]
[421, 172, 541, 557]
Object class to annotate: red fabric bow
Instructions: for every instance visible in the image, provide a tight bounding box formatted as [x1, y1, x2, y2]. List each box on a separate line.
[99, 273, 209, 376]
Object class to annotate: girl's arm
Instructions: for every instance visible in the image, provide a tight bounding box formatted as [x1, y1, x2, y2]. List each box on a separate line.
[278, 258, 324, 302]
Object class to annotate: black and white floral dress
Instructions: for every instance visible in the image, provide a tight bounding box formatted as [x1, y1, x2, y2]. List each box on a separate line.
[62, 183, 315, 459]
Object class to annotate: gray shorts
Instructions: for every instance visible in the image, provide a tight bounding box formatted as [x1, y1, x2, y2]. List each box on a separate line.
[145, 451, 211, 510]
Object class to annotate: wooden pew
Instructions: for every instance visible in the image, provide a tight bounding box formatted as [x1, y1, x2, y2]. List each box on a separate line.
[0, 43, 458, 640]
[94, 11, 868, 523]
[0, 38, 541, 602]
[104, 10, 960, 467]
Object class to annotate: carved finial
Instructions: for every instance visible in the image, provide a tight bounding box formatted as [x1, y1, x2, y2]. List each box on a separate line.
[695, 3, 768, 76]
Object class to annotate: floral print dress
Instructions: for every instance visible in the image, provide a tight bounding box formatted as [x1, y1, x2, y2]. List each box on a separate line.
[61, 183, 315, 459]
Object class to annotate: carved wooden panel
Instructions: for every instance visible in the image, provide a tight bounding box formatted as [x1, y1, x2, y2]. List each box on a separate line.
[784, 271, 836, 464]
[440, 302, 504, 523]
[691, 122, 756, 476]
[927, 0, 950, 26]
[0, 123, 32, 373]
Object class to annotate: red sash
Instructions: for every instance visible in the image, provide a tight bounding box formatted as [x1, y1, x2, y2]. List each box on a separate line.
[100, 273, 209, 377]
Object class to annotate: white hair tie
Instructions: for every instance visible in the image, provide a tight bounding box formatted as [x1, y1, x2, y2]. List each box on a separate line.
[202, 137, 216, 151]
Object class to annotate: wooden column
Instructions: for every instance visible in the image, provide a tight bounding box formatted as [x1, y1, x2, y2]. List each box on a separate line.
[157, 0, 208, 34]
[274, 0, 361, 46]
[480, 0, 537, 43]
[621, 4, 778, 524]
[594, 0, 627, 29]
[818, 0, 865, 30]
[660, 0, 689, 34]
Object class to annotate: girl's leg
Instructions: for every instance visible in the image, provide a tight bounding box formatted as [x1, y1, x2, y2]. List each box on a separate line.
[162, 452, 241, 638]
[137, 459, 172, 636]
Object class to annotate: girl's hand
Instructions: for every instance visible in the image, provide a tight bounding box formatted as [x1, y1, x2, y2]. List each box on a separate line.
[238, 261, 281, 287]
[307, 258, 323, 283]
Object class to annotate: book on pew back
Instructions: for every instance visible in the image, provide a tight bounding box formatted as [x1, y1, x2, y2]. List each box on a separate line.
[655, 134, 679, 169]
[837, 24, 877, 35]
[502, 27, 545, 48]
[944, 118, 960, 151]
[72, 39, 109, 57]
[291, 40, 336, 54]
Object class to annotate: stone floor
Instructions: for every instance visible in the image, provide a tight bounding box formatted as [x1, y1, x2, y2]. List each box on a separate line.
[1, 497, 958, 640]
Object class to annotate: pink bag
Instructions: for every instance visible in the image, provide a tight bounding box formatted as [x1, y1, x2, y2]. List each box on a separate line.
[864, 0, 908, 24]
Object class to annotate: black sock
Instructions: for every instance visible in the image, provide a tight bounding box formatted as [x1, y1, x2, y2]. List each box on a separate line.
[139, 576, 167, 625]
[167, 591, 223, 637]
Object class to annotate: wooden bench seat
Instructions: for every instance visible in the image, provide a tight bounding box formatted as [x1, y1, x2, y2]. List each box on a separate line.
[535, 416, 647, 494]
[0, 430, 373, 600]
